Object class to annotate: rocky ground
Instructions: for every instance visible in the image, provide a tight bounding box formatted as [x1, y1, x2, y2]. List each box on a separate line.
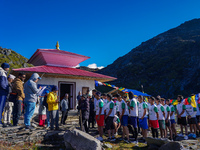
[0, 111, 200, 150]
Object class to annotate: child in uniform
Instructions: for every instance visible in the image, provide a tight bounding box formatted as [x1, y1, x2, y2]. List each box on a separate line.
[156, 97, 165, 138]
[138, 95, 148, 139]
[162, 99, 172, 140]
[149, 97, 159, 138]
[176, 95, 188, 139]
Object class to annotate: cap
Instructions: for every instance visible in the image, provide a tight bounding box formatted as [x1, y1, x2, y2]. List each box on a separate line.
[52, 85, 58, 91]
[96, 92, 101, 96]
[1, 63, 10, 69]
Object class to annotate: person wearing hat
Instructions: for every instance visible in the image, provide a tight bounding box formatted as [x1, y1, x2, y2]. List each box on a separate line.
[3, 74, 15, 127]
[12, 72, 26, 126]
[24, 73, 42, 129]
[77, 94, 89, 133]
[60, 93, 69, 125]
[47, 85, 59, 130]
[0, 63, 10, 126]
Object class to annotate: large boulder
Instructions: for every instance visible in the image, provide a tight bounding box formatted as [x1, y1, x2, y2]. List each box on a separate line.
[64, 128, 102, 150]
[145, 137, 169, 147]
[158, 141, 184, 150]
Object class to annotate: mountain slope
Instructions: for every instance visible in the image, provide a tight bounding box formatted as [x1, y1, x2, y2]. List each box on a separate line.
[0, 47, 33, 70]
[99, 18, 200, 98]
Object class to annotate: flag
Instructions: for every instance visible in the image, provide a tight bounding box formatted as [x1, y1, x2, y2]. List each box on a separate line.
[170, 99, 178, 105]
[191, 95, 197, 108]
[184, 98, 189, 105]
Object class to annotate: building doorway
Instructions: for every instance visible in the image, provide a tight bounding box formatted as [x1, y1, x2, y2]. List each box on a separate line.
[59, 81, 76, 109]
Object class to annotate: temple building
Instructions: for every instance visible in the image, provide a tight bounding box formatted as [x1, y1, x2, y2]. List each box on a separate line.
[13, 42, 116, 110]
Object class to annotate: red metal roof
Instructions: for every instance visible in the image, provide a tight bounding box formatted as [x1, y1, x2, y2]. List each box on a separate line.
[28, 49, 90, 67]
[13, 65, 116, 81]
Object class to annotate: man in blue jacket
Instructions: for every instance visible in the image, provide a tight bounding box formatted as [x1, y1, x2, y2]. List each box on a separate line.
[0, 63, 10, 126]
[24, 73, 42, 129]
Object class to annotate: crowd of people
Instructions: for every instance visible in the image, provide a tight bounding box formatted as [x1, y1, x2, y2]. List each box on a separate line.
[77, 89, 200, 144]
[1, 62, 200, 144]
[0, 62, 69, 130]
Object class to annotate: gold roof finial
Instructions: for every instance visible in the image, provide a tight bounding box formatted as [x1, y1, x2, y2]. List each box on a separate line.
[56, 41, 60, 50]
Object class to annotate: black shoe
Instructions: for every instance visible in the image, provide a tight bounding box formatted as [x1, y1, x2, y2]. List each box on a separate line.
[25, 126, 34, 130]
[55, 127, 60, 130]
[3, 123, 8, 127]
[7, 123, 12, 126]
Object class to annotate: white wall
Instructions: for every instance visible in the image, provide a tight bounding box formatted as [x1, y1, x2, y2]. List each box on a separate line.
[34, 77, 95, 113]
[37, 77, 95, 96]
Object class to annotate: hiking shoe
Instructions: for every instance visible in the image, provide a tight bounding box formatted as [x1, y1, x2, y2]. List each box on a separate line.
[192, 134, 196, 139]
[177, 133, 183, 137]
[131, 140, 138, 144]
[118, 137, 123, 141]
[124, 139, 130, 143]
[184, 135, 188, 140]
[96, 136, 103, 141]
[110, 137, 116, 142]
[3, 123, 8, 128]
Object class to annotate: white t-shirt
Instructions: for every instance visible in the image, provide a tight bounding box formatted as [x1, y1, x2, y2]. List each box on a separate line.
[170, 105, 175, 120]
[129, 98, 138, 117]
[119, 99, 129, 116]
[115, 101, 119, 112]
[113, 115, 120, 124]
[106, 100, 115, 117]
[186, 105, 197, 118]
[164, 104, 170, 120]
[157, 104, 165, 120]
[177, 103, 186, 117]
[149, 104, 158, 120]
[95, 99, 104, 115]
[138, 102, 148, 118]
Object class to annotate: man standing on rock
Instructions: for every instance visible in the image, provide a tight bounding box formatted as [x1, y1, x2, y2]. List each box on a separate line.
[24, 73, 42, 129]
[12, 73, 26, 126]
[0, 63, 10, 126]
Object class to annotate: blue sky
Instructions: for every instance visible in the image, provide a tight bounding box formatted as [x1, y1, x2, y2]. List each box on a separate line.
[1, 0, 200, 68]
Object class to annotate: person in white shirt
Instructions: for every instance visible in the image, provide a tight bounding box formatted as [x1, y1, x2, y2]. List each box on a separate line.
[162, 99, 173, 140]
[113, 115, 121, 135]
[176, 95, 188, 138]
[138, 95, 148, 138]
[155, 97, 165, 138]
[105, 94, 115, 141]
[149, 97, 159, 138]
[95, 92, 104, 141]
[186, 98, 197, 137]
[116, 93, 130, 143]
[129, 91, 139, 143]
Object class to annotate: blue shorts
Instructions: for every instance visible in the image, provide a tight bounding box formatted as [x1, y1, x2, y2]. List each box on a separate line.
[121, 115, 128, 126]
[170, 119, 176, 125]
[139, 117, 148, 129]
[130, 116, 137, 128]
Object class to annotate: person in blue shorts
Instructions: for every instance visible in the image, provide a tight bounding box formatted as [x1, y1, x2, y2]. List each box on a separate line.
[138, 95, 148, 138]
